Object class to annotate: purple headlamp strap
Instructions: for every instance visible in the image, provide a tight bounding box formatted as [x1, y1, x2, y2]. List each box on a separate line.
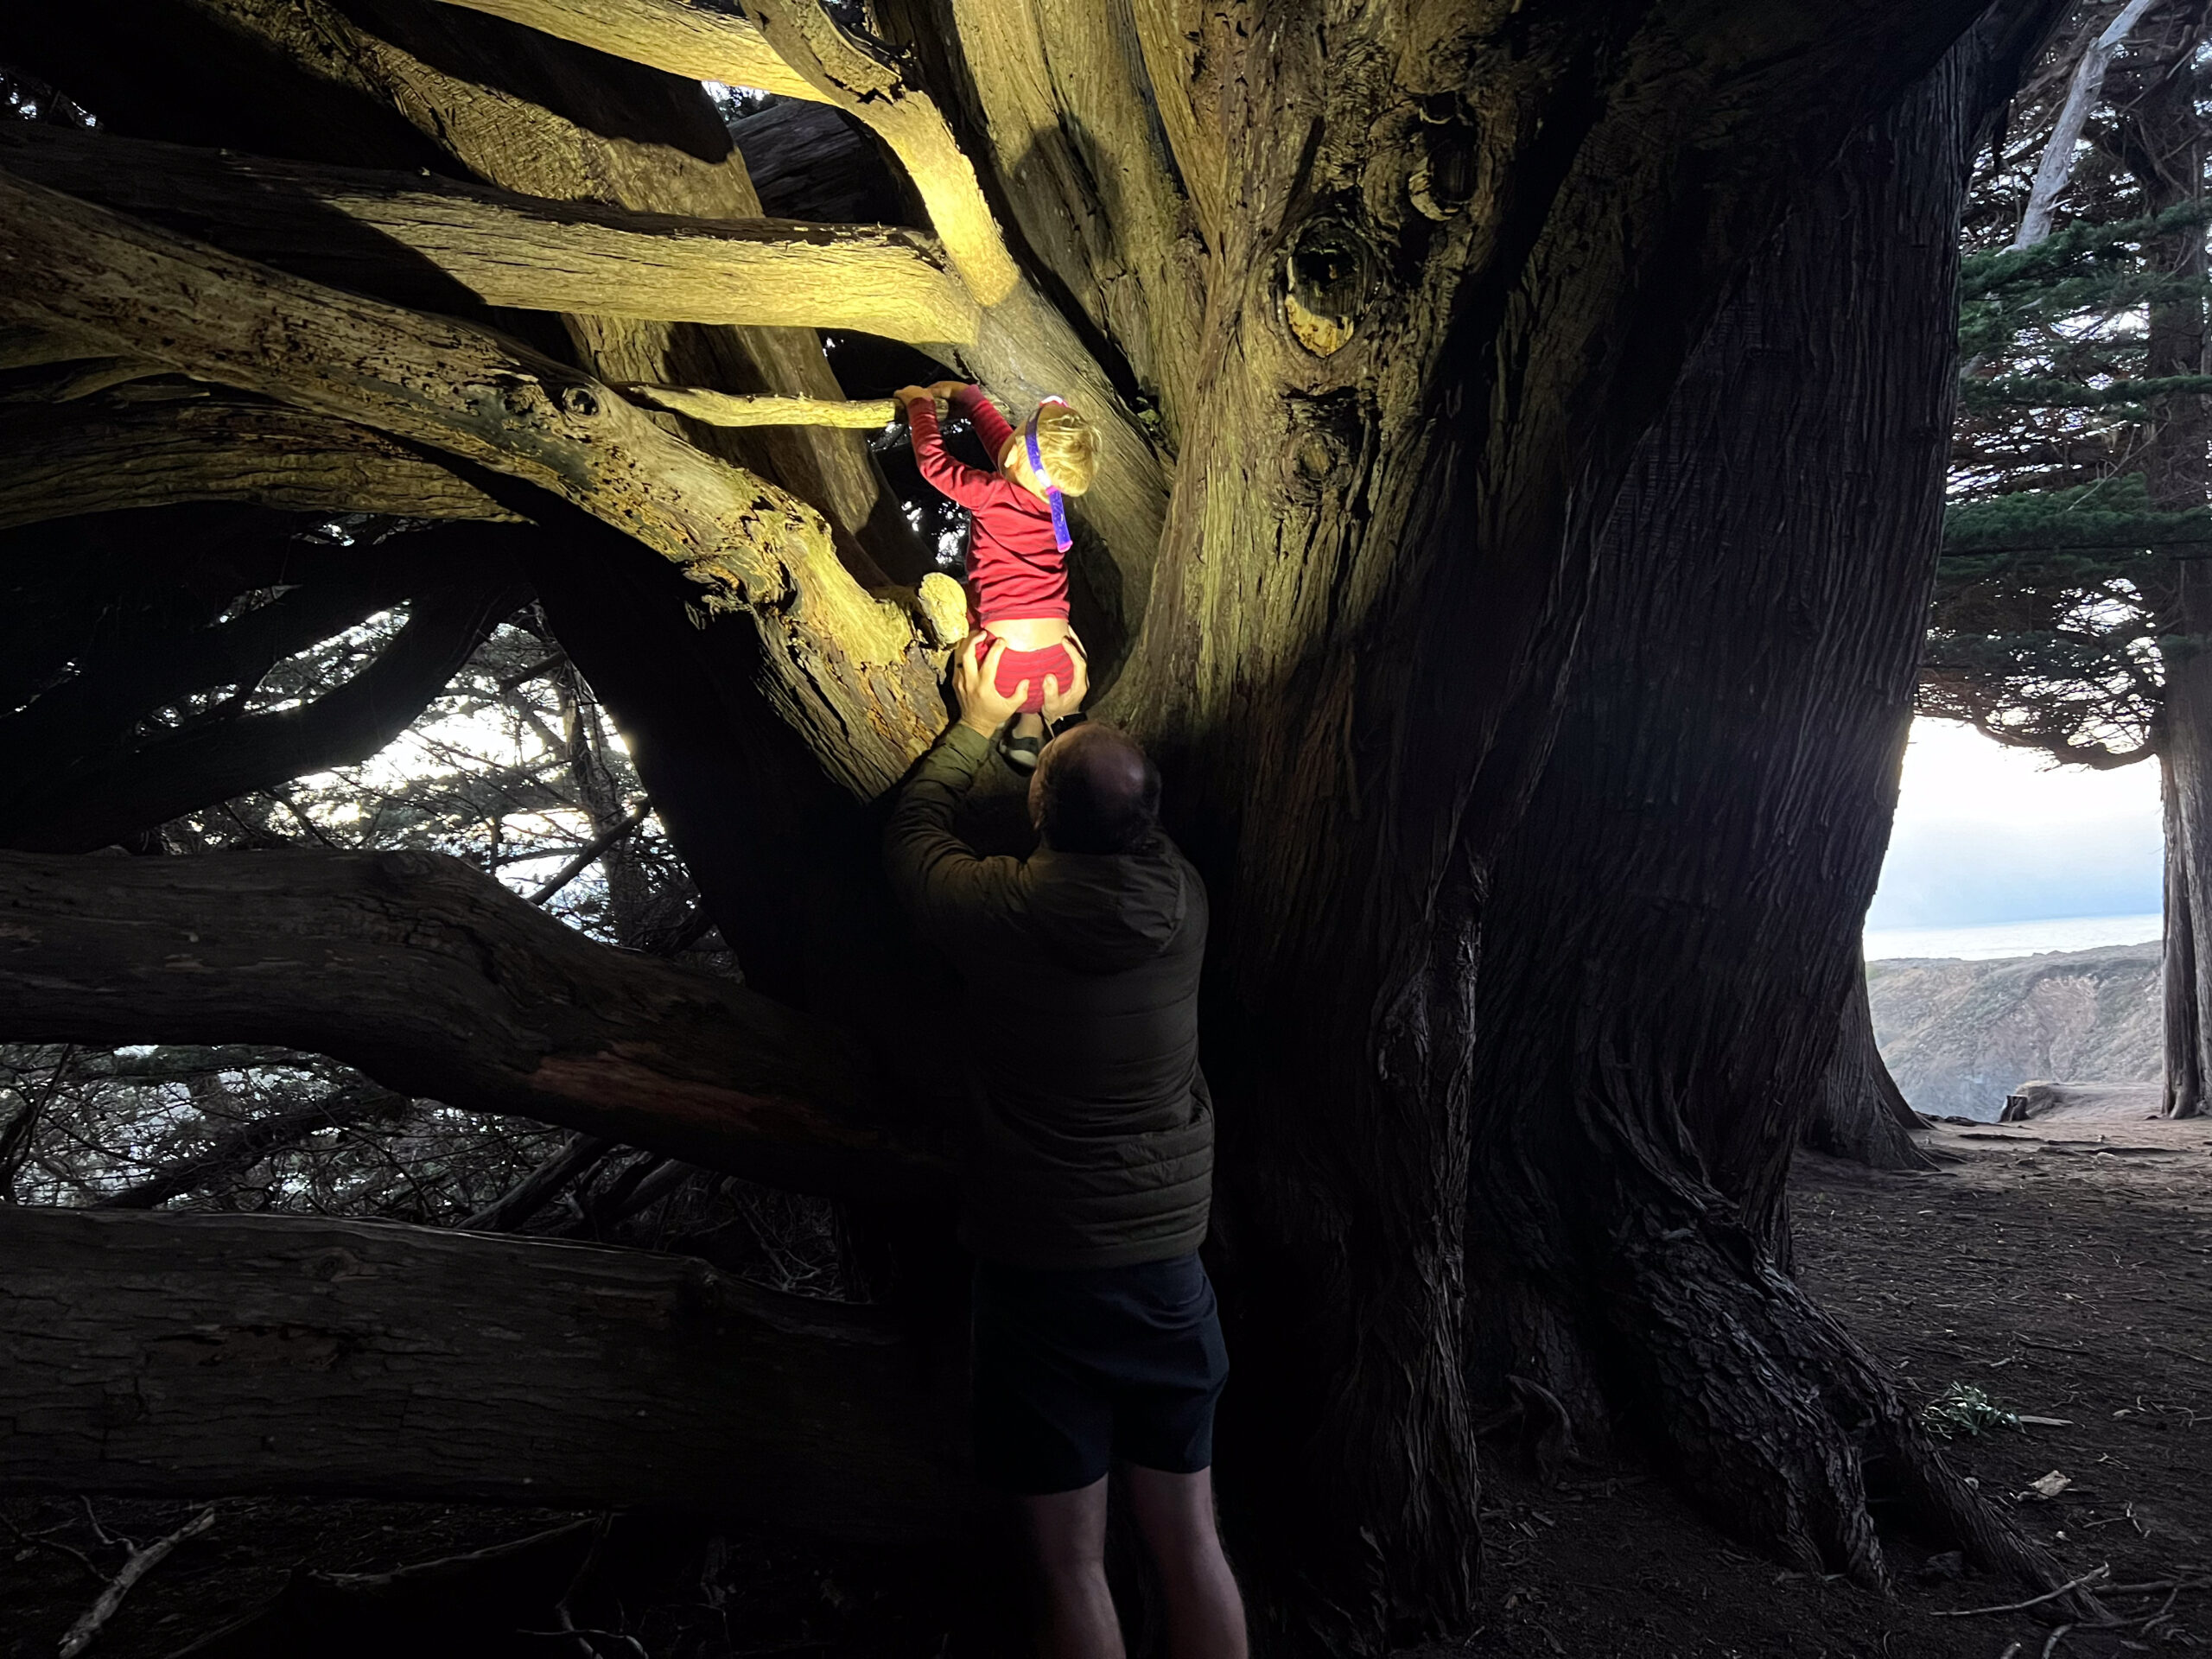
[1024, 398, 1074, 553]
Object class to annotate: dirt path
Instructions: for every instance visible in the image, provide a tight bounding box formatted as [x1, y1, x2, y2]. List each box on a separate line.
[3, 1110, 2208, 1656]
[1457, 1106, 2212, 1657]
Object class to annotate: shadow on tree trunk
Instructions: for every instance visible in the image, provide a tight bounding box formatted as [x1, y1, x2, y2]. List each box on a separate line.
[1804, 958, 1936, 1172]
[1464, 12, 2092, 1610]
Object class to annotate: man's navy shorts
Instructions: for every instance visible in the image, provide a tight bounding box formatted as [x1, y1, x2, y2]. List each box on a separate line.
[970, 1251, 1229, 1496]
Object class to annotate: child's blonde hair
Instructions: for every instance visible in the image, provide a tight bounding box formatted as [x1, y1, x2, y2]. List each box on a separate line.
[1028, 400, 1097, 496]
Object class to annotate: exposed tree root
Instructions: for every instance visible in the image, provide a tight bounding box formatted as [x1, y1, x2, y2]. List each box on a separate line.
[1594, 1214, 2105, 1621]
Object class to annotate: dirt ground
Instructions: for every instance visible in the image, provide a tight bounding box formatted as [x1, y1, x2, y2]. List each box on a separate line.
[1449, 1091, 2212, 1658]
[3, 1099, 2207, 1658]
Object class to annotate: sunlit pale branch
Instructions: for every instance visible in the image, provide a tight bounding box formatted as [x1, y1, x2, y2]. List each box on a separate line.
[630, 388, 898, 427]
[431, 0, 1020, 304]
[0, 167, 951, 794]
[0, 123, 981, 348]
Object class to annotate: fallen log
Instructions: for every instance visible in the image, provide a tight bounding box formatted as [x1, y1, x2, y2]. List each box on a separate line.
[0, 1206, 965, 1538]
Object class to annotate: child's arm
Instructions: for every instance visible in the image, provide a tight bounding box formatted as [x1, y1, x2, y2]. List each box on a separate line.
[899, 385, 1004, 512]
[938, 381, 1017, 462]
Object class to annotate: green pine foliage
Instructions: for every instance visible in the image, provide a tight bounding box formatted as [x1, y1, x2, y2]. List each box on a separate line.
[1926, 31, 2212, 772]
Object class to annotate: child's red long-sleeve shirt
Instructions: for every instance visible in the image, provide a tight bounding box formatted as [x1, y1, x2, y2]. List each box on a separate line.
[907, 385, 1069, 622]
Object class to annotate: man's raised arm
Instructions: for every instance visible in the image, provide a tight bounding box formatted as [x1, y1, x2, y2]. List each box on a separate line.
[886, 634, 1034, 938]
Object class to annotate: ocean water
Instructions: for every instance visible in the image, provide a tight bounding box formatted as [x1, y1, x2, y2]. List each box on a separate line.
[1862, 913, 2164, 963]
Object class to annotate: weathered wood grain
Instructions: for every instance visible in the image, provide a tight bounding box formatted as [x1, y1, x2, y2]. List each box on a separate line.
[630, 388, 898, 428]
[432, 0, 1020, 303]
[0, 1206, 964, 1534]
[0, 389, 521, 530]
[0, 168, 948, 797]
[0, 848, 945, 1201]
[0, 123, 979, 347]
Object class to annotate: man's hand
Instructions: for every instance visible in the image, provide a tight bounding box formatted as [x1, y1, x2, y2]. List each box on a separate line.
[928, 379, 970, 401]
[952, 632, 1027, 736]
[1040, 634, 1089, 722]
[893, 385, 932, 416]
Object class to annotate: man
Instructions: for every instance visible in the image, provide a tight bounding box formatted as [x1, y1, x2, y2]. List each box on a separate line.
[885, 635, 1247, 1659]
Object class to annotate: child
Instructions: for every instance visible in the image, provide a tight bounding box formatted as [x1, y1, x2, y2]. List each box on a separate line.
[899, 379, 1096, 768]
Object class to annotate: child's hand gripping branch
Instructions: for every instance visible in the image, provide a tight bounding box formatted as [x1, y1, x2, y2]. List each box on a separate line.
[899, 380, 1097, 771]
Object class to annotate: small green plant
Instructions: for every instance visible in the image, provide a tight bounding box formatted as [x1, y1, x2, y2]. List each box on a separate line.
[1922, 1382, 2023, 1440]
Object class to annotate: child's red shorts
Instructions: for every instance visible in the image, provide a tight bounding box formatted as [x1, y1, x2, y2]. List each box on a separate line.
[986, 637, 1076, 715]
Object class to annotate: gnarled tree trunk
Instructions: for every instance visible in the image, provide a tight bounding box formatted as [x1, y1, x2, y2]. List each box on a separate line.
[2131, 8, 2212, 1122]
[1463, 15, 2069, 1592]
[0, 0, 2082, 1647]
[1805, 957, 1934, 1171]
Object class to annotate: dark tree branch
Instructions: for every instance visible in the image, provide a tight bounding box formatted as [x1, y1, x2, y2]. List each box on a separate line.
[0, 1205, 963, 1533]
[460, 1132, 616, 1231]
[0, 846, 945, 1201]
[3, 561, 531, 852]
[91, 1082, 416, 1211]
[529, 798, 652, 906]
[0, 536, 443, 783]
[0, 388, 523, 531]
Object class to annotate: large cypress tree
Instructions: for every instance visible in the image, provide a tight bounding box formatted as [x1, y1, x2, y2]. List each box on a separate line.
[1924, 0, 2212, 1116]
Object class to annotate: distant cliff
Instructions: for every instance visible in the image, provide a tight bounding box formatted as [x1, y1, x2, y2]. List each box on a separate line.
[1866, 941, 2162, 1119]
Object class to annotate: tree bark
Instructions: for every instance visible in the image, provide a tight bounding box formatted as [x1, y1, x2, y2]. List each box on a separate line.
[2131, 16, 2212, 1120]
[1803, 958, 1935, 1172]
[0, 122, 982, 347]
[1078, 2, 2032, 1639]
[0, 168, 956, 798]
[1465, 11, 2069, 1594]
[0, 1205, 963, 1536]
[0, 848, 944, 1202]
[0, 388, 520, 530]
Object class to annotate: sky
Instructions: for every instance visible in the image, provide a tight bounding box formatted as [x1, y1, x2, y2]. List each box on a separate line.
[1866, 719, 2163, 940]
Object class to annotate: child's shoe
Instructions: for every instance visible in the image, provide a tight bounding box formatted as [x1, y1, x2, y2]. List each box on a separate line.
[998, 721, 1044, 772]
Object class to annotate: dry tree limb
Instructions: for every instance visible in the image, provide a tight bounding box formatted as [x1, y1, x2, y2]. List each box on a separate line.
[530, 800, 656, 906]
[431, 0, 817, 99]
[628, 388, 898, 428]
[0, 124, 982, 348]
[2010, 0, 2161, 251]
[1929, 1564, 2113, 1618]
[431, 0, 1020, 303]
[461, 1134, 619, 1232]
[0, 166, 949, 795]
[56, 1506, 216, 1659]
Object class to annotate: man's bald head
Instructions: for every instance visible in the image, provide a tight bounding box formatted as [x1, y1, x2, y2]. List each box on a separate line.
[1030, 722, 1161, 854]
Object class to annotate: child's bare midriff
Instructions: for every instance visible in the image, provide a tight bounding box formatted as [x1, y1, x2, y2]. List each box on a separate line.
[988, 614, 1073, 652]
